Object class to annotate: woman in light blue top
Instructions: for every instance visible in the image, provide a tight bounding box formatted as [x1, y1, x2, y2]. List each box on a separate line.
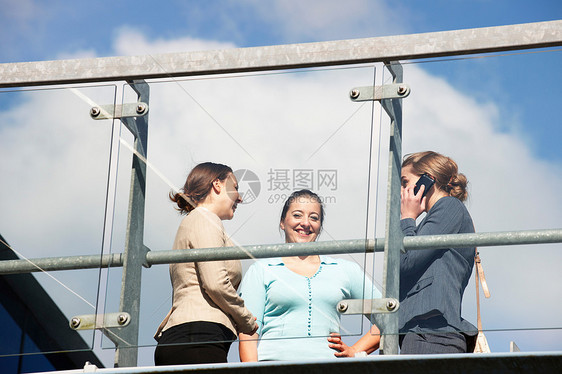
[238, 190, 381, 361]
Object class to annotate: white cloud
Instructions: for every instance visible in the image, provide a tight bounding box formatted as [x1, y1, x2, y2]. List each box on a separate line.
[113, 26, 237, 56]
[243, 0, 402, 40]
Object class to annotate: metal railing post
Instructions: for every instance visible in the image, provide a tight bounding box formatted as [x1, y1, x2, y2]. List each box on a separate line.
[375, 62, 404, 355]
[113, 81, 150, 367]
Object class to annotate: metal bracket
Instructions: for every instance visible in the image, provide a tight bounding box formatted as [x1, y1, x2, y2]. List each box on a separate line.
[349, 84, 410, 102]
[89, 102, 149, 120]
[69, 312, 131, 330]
[337, 298, 399, 315]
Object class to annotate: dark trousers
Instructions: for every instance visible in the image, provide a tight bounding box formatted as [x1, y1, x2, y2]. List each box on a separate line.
[154, 321, 236, 365]
[399, 331, 467, 354]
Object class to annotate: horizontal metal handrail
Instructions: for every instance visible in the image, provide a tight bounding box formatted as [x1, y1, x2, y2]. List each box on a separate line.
[1, 228, 560, 275]
[403, 228, 562, 250]
[0, 20, 561, 88]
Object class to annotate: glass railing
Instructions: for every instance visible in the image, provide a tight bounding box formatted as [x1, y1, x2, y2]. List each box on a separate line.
[0, 84, 117, 358]
[374, 49, 562, 354]
[98, 66, 382, 361]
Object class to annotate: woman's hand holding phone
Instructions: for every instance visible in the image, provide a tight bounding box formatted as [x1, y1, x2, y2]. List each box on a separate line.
[414, 174, 435, 197]
[401, 174, 434, 220]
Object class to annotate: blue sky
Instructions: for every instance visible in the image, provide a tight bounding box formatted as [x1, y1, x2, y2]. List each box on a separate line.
[1, 1, 560, 62]
[1, 0, 561, 367]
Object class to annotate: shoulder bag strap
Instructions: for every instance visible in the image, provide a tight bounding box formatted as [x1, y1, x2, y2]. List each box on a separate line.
[475, 249, 491, 331]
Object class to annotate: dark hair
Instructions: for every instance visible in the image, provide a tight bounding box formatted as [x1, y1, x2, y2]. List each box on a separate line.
[402, 151, 468, 201]
[280, 189, 325, 231]
[170, 162, 233, 215]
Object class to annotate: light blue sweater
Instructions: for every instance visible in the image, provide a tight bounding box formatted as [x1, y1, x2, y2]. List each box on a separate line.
[239, 256, 381, 361]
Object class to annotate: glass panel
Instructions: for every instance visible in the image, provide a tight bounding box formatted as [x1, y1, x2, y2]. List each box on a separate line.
[374, 49, 562, 353]
[0, 84, 117, 358]
[101, 65, 382, 364]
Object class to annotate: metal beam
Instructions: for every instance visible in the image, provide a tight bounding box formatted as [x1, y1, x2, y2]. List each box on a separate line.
[43, 351, 562, 374]
[377, 61, 404, 355]
[1, 229, 560, 275]
[0, 20, 561, 88]
[113, 81, 150, 367]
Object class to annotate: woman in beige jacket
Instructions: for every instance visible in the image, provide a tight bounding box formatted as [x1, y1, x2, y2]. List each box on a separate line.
[154, 162, 258, 365]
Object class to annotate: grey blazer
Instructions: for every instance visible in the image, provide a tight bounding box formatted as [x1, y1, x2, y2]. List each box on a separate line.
[399, 196, 477, 335]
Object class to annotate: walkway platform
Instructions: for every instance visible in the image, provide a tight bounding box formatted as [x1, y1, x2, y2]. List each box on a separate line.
[42, 351, 562, 374]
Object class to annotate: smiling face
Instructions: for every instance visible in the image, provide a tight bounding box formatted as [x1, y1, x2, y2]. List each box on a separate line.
[216, 173, 242, 220]
[280, 195, 322, 243]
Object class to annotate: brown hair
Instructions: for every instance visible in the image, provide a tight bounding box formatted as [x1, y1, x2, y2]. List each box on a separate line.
[170, 162, 233, 215]
[402, 151, 468, 202]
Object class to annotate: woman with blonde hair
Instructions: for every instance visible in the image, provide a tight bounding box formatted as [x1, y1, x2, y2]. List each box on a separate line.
[154, 162, 258, 365]
[399, 151, 477, 354]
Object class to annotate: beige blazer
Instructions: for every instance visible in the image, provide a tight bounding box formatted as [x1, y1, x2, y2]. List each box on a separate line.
[155, 207, 255, 339]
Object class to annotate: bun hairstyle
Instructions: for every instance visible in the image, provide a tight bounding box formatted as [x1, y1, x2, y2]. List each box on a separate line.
[170, 162, 233, 215]
[402, 151, 468, 202]
[280, 189, 325, 232]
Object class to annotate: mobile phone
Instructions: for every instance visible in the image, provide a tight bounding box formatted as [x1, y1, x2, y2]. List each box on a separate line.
[414, 174, 435, 197]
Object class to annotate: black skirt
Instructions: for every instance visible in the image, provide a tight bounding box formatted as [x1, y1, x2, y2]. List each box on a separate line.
[154, 321, 236, 365]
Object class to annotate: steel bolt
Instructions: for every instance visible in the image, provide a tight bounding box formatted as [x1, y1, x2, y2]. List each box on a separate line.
[90, 107, 101, 117]
[70, 317, 81, 329]
[136, 104, 146, 114]
[337, 302, 348, 313]
[397, 85, 407, 95]
[386, 300, 397, 311]
[350, 89, 360, 99]
[117, 314, 129, 325]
